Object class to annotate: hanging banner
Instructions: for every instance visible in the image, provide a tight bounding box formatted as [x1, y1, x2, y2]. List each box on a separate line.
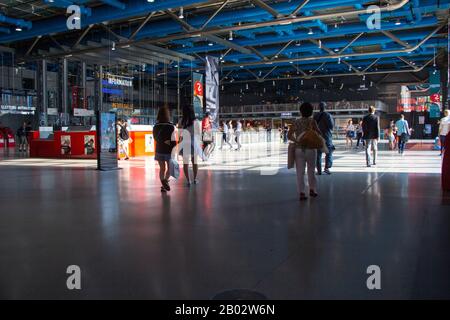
[193, 72, 204, 119]
[205, 56, 220, 128]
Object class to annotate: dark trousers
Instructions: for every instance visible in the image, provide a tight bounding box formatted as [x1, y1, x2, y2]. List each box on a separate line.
[356, 132, 365, 147]
[440, 135, 447, 155]
[398, 136, 407, 154]
[316, 139, 333, 173]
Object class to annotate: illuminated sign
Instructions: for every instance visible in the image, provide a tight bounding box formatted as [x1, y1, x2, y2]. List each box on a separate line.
[104, 75, 133, 87]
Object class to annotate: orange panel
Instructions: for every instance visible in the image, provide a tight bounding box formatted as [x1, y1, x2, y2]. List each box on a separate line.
[129, 131, 155, 157]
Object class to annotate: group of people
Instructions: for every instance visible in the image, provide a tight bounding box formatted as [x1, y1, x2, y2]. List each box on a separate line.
[153, 105, 211, 192]
[219, 120, 243, 151]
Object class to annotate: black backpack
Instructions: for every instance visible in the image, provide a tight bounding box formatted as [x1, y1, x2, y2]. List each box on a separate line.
[119, 124, 129, 140]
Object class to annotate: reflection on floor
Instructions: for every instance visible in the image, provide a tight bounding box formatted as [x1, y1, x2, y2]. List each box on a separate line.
[0, 140, 449, 299]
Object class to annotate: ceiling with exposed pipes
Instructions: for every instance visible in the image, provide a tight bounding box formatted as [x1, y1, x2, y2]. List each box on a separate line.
[0, 0, 448, 87]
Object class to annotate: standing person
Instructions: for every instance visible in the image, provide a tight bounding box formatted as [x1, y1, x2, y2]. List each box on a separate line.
[288, 102, 323, 201]
[362, 106, 380, 167]
[438, 109, 450, 156]
[117, 118, 130, 160]
[153, 107, 177, 192]
[387, 120, 396, 151]
[266, 123, 272, 142]
[395, 114, 411, 155]
[17, 121, 29, 152]
[228, 120, 234, 149]
[235, 120, 243, 150]
[314, 102, 334, 175]
[345, 119, 355, 148]
[282, 125, 289, 144]
[201, 112, 213, 157]
[355, 120, 365, 149]
[180, 105, 203, 186]
[219, 121, 232, 150]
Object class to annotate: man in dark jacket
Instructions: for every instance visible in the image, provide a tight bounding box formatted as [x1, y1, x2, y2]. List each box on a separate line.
[362, 105, 380, 167]
[314, 102, 334, 175]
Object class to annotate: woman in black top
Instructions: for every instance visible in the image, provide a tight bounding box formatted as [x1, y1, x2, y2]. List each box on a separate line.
[153, 107, 177, 192]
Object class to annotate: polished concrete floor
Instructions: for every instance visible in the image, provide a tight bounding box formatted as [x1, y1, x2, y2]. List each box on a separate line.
[0, 140, 449, 299]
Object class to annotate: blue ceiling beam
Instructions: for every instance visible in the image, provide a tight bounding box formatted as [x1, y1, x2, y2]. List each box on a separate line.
[0, 14, 32, 29]
[0, 0, 204, 43]
[43, 0, 92, 16]
[100, 0, 126, 10]
[0, 27, 11, 34]
[176, 17, 438, 55]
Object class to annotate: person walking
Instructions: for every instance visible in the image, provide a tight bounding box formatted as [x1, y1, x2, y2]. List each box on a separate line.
[288, 102, 324, 201]
[395, 114, 411, 155]
[386, 120, 397, 150]
[228, 120, 234, 149]
[153, 107, 177, 192]
[355, 120, 365, 149]
[345, 119, 355, 148]
[180, 105, 203, 186]
[117, 118, 131, 160]
[282, 125, 289, 144]
[201, 112, 213, 157]
[314, 102, 334, 175]
[235, 120, 243, 150]
[266, 124, 272, 142]
[17, 121, 29, 152]
[362, 106, 380, 167]
[438, 109, 450, 156]
[219, 121, 232, 150]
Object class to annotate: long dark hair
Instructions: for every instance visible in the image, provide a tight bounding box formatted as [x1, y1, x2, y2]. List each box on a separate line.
[181, 105, 196, 128]
[156, 106, 170, 123]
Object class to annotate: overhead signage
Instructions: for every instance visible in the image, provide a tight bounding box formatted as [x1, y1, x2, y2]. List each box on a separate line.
[104, 75, 133, 87]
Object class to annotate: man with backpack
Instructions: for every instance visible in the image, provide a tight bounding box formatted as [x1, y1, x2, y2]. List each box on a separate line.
[314, 102, 334, 175]
[117, 118, 131, 160]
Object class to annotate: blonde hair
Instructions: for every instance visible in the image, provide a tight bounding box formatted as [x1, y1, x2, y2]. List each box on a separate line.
[444, 109, 449, 117]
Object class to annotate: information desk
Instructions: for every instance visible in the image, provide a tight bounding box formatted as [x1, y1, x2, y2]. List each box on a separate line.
[30, 126, 154, 159]
[30, 130, 97, 159]
[128, 125, 154, 157]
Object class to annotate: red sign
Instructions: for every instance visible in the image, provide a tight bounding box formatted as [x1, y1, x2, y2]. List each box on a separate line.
[194, 81, 203, 97]
[430, 93, 441, 103]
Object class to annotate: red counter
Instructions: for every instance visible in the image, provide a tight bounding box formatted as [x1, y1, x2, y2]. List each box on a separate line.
[30, 130, 97, 159]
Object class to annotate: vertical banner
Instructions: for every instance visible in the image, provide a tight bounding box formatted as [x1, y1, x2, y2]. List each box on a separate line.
[205, 56, 220, 128]
[193, 72, 204, 119]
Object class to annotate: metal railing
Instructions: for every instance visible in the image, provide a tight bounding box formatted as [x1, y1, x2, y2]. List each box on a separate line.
[220, 100, 388, 115]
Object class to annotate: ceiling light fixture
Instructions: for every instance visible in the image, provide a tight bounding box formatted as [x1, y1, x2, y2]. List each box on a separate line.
[15, 27, 22, 32]
[228, 31, 233, 41]
[308, 29, 313, 35]
[179, 7, 184, 19]
[395, 19, 401, 25]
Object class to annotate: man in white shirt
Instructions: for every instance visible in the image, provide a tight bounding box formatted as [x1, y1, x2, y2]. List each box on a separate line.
[235, 120, 243, 150]
[439, 109, 450, 156]
[220, 121, 232, 150]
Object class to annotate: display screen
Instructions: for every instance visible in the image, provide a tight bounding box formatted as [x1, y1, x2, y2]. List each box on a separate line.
[96, 112, 118, 170]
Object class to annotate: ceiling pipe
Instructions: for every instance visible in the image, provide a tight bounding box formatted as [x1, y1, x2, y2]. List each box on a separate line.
[222, 54, 439, 85]
[19, 0, 411, 61]
[138, 0, 411, 44]
[221, 24, 443, 69]
[0, 27, 11, 34]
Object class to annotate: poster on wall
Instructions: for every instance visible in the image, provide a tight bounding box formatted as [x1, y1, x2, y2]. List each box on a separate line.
[96, 111, 119, 171]
[145, 134, 155, 153]
[84, 135, 95, 155]
[193, 72, 204, 118]
[61, 135, 71, 155]
[205, 56, 220, 128]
